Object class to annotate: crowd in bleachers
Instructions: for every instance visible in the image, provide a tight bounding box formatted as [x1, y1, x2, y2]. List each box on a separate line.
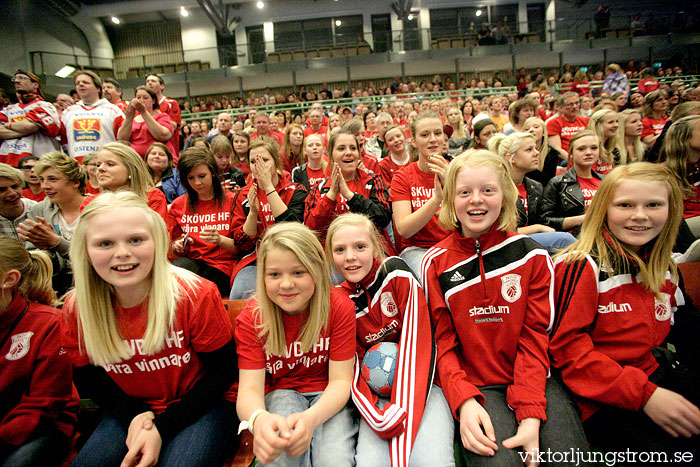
[1, 58, 700, 467]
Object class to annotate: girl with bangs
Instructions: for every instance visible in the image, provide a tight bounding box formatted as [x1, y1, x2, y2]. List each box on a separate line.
[550, 163, 700, 460]
[229, 138, 308, 300]
[232, 130, 252, 178]
[63, 192, 239, 467]
[326, 213, 454, 467]
[422, 150, 588, 466]
[144, 142, 186, 203]
[292, 134, 328, 192]
[614, 109, 645, 165]
[377, 125, 412, 192]
[235, 222, 356, 467]
[304, 130, 393, 252]
[168, 147, 237, 297]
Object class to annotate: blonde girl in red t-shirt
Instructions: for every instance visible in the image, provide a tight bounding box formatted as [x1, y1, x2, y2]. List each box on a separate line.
[64, 191, 238, 467]
[588, 109, 622, 174]
[235, 222, 356, 467]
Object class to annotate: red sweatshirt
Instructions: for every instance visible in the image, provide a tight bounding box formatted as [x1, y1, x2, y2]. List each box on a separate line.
[337, 257, 434, 467]
[421, 227, 553, 422]
[0, 294, 78, 449]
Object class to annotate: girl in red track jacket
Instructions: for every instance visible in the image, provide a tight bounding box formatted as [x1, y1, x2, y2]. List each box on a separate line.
[0, 237, 77, 467]
[326, 213, 454, 467]
[229, 138, 307, 300]
[304, 130, 393, 253]
[550, 163, 700, 460]
[422, 150, 588, 466]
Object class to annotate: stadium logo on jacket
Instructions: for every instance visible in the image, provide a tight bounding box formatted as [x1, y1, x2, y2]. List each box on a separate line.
[654, 293, 671, 322]
[5, 332, 33, 361]
[501, 274, 522, 303]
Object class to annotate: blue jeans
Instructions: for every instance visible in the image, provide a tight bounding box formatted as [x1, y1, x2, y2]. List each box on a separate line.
[71, 400, 238, 467]
[355, 385, 455, 467]
[262, 389, 357, 467]
[1, 428, 69, 467]
[399, 247, 429, 282]
[229, 263, 257, 300]
[528, 232, 577, 255]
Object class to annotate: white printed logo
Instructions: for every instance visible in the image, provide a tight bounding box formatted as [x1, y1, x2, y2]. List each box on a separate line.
[450, 271, 465, 282]
[380, 292, 399, 317]
[5, 332, 33, 361]
[501, 274, 522, 303]
[654, 293, 671, 322]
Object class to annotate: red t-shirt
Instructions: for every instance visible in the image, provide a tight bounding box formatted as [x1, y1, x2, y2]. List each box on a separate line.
[637, 78, 659, 95]
[306, 165, 326, 190]
[378, 154, 410, 190]
[593, 161, 615, 175]
[167, 192, 237, 275]
[578, 176, 601, 208]
[61, 277, 236, 412]
[516, 183, 528, 213]
[250, 130, 283, 147]
[22, 188, 46, 202]
[80, 188, 167, 223]
[304, 126, 327, 138]
[159, 96, 181, 159]
[546, 116, 590, 152]
[390, 163, 449, 249]
[235, 289, 356, 393]
[129, 113, 175, 158]
[641, 116, 669, 139]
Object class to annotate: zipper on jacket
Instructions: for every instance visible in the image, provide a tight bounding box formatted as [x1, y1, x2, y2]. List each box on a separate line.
[475, 240, 487, 295]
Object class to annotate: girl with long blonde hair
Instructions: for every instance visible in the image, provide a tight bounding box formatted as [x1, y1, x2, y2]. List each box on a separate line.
[550, 162, 700, 460]
[588, 108, 622, 174]
[615, 109, 645, 165]
[63, 191, 239, 467]
[235, 222, 356, 466]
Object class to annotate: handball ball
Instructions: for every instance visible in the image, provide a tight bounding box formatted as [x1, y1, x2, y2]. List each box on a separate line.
[361, 342, 398, 397]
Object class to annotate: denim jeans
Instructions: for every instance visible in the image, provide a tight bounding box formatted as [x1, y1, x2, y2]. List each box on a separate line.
[399, 247, 429, 282]
[458, 377, 589, 467]
[528, 232, 577, 255]
[71, 400, 238, 467]
[262, 389, 357, 467]
[355, 385, 455, 467]
[229, 263, 258, 300]
[1, 427, 69, 467]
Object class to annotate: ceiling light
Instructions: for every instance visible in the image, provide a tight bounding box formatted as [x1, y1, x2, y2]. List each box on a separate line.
[55, 65, 76, 78]
[111, 16, 121, 24]
[407, 14, 413, 21]
[256, 1, 264, 8]
[180, 7, 189, 17]
[475, 10, 482, 17]
[335, 19, 342, 26]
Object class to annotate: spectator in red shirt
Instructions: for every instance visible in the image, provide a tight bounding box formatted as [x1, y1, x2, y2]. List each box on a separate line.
[116, 86, 174, 159]
[18, 155, 45, 201]
[637, 68, 660, 95]
[641, 90, 669, 147]
[145, 75, 180, 158]
[546, 92, 590, 160]
[250, 112, 283, 147]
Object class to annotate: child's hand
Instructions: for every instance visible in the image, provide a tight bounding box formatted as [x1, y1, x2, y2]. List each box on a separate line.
[199, 228, 221, 245]
[285, 411, 316, 458]
[502, 417, 540, 466]
[253, 412, 292, 464]
[247, 183, 259, 214]
[644, 387, 700, 438]
[172, 235, 192, 255]
[458, 397, 498, 456]
[120, 422, 161, 467]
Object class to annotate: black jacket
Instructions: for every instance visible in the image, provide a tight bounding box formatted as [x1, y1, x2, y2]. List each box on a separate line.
[541, 166, 602, 235]
[516, 177, 544, 228]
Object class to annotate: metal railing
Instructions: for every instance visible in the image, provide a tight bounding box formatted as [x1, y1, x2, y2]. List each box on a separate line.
[179, 87, 518, 124]
[29, 15, 696, 79]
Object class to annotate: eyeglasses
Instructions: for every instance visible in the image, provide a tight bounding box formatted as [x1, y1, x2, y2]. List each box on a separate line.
[12, 76, 32, 83]
[564, 101, 580, 107]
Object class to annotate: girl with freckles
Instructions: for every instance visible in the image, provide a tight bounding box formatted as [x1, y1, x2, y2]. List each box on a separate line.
[550, 163, 700, 460]
[62, 192, 239, 467]
[421, 150, 588, 466]
[235, 222, 356, 467]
